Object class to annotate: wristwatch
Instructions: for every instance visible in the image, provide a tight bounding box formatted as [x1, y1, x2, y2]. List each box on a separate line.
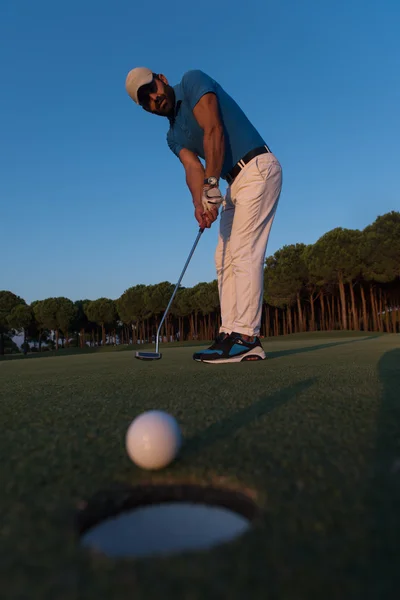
[204, 176, 219, 187]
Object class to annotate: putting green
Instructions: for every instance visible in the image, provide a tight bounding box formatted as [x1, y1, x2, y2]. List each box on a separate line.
[1, 332, 399, 599]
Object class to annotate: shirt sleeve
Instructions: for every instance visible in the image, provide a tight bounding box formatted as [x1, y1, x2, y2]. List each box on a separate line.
[181, 70, 217, 111]
[167, 132, 183, 158]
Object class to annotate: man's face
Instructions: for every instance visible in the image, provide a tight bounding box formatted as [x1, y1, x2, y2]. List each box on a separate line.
[137, 74, 175, 117]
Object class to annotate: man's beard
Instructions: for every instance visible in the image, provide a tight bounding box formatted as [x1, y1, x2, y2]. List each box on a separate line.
[154, 87, 175, 118]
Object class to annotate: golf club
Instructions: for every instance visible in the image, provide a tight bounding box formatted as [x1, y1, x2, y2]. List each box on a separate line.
[135, 227, 204, 360]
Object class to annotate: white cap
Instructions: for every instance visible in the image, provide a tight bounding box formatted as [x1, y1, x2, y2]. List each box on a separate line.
[125, 67, 153, 104]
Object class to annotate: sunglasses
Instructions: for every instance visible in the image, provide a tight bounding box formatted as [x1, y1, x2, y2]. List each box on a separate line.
[137, 78, 158, 107]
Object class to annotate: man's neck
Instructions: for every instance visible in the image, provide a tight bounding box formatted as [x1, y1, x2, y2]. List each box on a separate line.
[167, 89, 177, 123]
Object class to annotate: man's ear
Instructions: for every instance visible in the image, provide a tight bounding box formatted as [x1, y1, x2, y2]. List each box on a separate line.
[158, 74, 168, 85]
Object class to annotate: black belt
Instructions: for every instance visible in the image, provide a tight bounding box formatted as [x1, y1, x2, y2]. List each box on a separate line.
[225, 145, 271, 185]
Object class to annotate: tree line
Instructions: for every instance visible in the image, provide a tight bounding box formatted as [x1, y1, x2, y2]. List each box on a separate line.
[1, 211, 399, 355]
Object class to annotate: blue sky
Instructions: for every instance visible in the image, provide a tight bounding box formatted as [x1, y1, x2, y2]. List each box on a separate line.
[1, 0, 399, 304]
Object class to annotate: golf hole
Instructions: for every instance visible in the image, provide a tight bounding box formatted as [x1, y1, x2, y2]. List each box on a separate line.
[77, 484, 260, 559]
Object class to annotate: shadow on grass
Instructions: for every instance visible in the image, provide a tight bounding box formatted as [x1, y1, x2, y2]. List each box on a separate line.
[182, 378, 317, 459]
[266, 335, 380, 360]
[364, 348, 400, 595]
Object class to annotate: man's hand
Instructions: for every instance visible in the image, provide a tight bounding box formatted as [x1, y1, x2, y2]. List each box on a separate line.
[194, 204, 218, 229]
[196, 184, 222, 228]
[177, 149, 222, 229]
[201, 185, 223, 213]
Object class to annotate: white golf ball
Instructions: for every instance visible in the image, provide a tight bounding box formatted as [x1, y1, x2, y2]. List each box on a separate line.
[125, 410, 182, 470]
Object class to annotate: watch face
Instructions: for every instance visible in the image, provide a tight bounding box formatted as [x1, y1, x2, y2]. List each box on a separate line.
[208, 177, 218, 185]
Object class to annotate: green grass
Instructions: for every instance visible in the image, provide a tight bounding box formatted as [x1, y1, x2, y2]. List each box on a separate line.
[1, 331, 400, 599]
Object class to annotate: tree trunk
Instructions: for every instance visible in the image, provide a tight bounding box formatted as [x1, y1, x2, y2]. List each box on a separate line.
[378, 288, 384, 332]
[392, 307, 398, 334]
[309, 293, 315, 331]
[189, 313, 194, 339]
[326, 298, 332, 331]
[55, 329, 59, 350]
[360, 285, 368, 331]
[282, 310, 287, 336]
[153, 317, 158, 342]
[296, 293, 303, 332]
[369, 284, 378, 332]
[264, 305, 270, 337]
[349, 283, 358, 330]
[328, 295, 334, 329]
[319, 292, 325, 331]
[163, 316, 168, 341]
[338, 276, 347, 330]
[384, 293, 391, 333]
[336, 295, 342, 329]
[287, 306, 292, 334]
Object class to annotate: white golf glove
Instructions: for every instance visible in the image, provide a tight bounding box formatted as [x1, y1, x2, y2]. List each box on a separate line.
[201, 185, 223, 213]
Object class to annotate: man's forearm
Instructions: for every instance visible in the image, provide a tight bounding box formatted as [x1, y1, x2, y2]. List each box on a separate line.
[203, 125, 225, 180]
[185, 162, 205, 207]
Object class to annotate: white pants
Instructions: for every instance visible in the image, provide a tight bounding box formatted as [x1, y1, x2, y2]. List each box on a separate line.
[215, 152, 282, 337]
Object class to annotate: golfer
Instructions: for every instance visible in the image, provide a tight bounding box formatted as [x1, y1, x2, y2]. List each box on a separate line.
[125, 68, 282, 363]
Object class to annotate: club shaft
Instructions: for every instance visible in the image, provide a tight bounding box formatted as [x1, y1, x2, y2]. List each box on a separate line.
[156, 228, 204, 353]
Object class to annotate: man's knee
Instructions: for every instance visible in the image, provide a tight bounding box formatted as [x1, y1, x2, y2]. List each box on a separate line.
[230, 243, 265, 273]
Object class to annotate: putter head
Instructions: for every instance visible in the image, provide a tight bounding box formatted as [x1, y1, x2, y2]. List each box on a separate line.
[135, 351, 162, 361]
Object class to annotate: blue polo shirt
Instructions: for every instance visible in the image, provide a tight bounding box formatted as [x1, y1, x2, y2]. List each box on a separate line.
[166, 70, 266, 178]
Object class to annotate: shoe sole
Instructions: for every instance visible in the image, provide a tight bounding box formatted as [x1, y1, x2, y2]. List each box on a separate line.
[200, 347, 266, 364]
